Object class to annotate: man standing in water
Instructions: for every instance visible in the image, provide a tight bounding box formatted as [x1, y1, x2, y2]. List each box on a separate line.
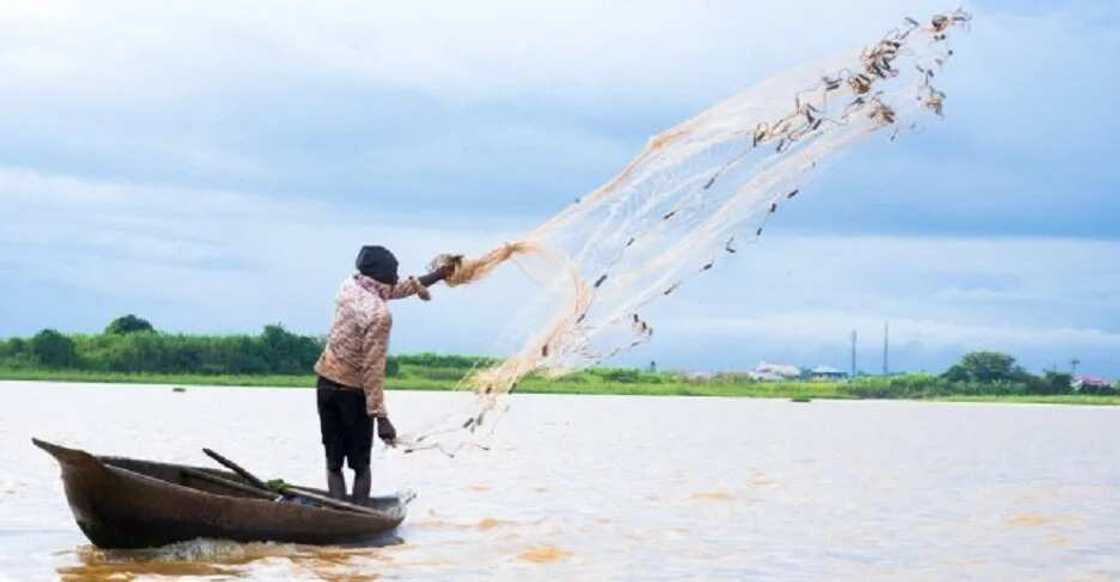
[314, 245, 452, 501]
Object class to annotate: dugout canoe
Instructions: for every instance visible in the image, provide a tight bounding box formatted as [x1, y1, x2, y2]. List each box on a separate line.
[33, 438, 411, 549]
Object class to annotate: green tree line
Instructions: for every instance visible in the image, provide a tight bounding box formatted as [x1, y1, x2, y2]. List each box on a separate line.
[1, 316, 1114, 397]
[0, 315, 503, 378]
[0, 316, 324, 375]
[843, 351, 1114, 396]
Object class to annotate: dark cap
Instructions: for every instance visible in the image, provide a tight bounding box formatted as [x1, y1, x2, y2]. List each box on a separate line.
[355, 245, 399, 284]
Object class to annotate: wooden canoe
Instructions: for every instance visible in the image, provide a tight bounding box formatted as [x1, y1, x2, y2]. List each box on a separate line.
[33, 438, 411, 549]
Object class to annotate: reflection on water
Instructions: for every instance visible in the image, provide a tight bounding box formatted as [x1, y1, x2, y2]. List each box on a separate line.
[517, 546, 572, 563]
[56, 540, 400, 581]
[476, 518, 510, 530]
[59, 541, 259, 580]
[2, 382, 1119, 580]
[689, 490, 735, 501]
[1005, 512, 1084, 528]
[59, 557, 236, 580]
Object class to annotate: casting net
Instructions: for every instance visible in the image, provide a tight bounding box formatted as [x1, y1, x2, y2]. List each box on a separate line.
[404, 10, 971, 454]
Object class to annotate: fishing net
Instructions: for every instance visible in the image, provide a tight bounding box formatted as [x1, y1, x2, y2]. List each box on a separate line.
[404, 10, 971, 454]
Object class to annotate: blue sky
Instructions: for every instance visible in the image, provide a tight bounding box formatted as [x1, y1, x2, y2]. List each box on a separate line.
[1, 1, 1117, 376]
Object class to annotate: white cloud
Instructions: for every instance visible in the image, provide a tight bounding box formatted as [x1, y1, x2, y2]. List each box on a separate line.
[0, 0, 950, 102]
[665, 311, 1120, 359]
[1, 2, 1118, 378]
[630, 233, 1120, 375]
[4, 167, 1118, 376]
[0, 166, 526, 335]
[1, 0, 1115, 240]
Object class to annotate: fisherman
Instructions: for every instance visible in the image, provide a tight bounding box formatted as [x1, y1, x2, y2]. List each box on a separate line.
[314, 245, 452, 501]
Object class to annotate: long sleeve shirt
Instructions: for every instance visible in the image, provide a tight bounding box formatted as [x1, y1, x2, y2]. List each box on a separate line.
[314, 274, 430, 417]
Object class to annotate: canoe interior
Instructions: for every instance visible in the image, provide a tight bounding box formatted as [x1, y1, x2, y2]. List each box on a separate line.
[34, 438, 410, 548]
[99, 456, 403, 512]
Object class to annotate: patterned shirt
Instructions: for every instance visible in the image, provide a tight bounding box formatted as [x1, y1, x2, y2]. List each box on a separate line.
[314, 274, 430, 417]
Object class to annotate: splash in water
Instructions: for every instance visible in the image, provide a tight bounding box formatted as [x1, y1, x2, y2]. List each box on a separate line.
[407, 10, 971, 452]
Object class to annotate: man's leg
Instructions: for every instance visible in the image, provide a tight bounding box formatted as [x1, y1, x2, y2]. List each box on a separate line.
[348, 406, 376, 502]
[317, 379, 348, 499]
[352, 465, 371, 501]
[327, 466, 347, 499]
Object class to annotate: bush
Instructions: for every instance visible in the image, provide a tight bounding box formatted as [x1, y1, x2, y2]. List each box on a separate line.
[30, 329, 79, 369]
[259, 324, 321, 374]
[1026, 371, 1072, 395]
[385, 358, 400, 378]
[411, 367, 469, 381]
[942, 351, 1027, 383]
[0, 338, 26, 359]
[0, 337, 34, 368]
[105, 314, 155, 335]
[395, 353, 495, 369]
[589, 368, 665, 384]
[0, 321, 325, 376]
[713, 373, 756, 385]
[595, 368, 641, 383]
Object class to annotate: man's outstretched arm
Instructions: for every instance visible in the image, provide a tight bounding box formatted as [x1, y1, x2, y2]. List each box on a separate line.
[386, 265, 454, 300]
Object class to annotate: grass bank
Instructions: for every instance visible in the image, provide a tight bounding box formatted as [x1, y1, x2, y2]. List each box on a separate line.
[3, 367, 1116, 405]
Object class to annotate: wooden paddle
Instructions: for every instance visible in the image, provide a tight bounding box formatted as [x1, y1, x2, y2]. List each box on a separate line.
[280, 485, 384, 515]
[202, 448, 270, 490]
[201, 447, 382, 516]
[181, 468, 282, 501]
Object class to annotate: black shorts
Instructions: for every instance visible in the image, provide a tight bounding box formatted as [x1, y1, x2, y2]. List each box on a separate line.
[316, 376, 373, 471]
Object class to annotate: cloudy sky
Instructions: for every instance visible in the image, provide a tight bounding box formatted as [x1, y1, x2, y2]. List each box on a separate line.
[1, 0, 1117, 376]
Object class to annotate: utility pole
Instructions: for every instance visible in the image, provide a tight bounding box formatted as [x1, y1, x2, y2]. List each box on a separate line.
[850, 330, 858, 378]
[882, 321, 889, 376]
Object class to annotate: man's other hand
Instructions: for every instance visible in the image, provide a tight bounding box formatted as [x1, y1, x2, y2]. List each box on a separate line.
[377, 416, 397, 445]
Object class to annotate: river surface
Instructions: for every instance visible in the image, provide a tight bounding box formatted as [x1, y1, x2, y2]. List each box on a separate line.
[1, 382, 1118, 581]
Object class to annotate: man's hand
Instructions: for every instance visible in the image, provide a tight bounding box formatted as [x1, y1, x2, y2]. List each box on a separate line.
[418, 254, 463, 287]
[417, 264, 455, 287]
[377, 416, 397, 446]
[416, 270, 444, 287]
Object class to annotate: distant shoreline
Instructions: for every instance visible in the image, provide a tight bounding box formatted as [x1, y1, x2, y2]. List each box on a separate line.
[2, 369, 1117, 406]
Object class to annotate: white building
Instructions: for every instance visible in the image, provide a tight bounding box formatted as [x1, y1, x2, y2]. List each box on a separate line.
[749, 361, 802, 381]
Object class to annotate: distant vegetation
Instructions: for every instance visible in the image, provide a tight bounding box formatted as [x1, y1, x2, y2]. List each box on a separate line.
[0, 316, 494, 381]
[0, 315, 1116, 404]
[0, 317, 322, 376]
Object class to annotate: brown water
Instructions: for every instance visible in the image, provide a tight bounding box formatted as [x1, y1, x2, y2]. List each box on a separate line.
[1, 381, 1118, 580]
